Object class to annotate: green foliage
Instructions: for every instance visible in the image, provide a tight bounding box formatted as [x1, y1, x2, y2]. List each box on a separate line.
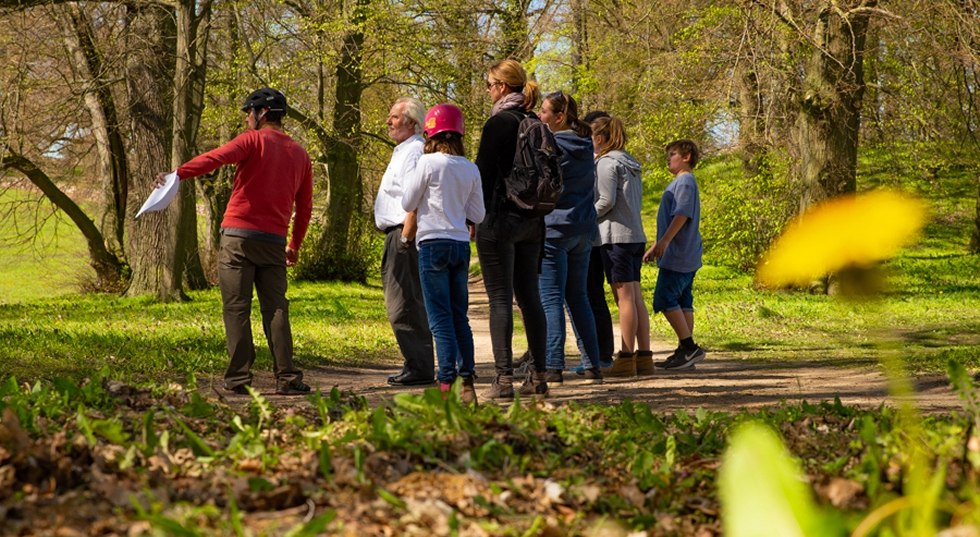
[4, 376, 980, 534]
[719, 422, 842, 537]
[698, 153, 799, 270]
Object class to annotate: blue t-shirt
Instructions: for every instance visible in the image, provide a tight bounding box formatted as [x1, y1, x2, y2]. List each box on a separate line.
[656, 172, 702, 272]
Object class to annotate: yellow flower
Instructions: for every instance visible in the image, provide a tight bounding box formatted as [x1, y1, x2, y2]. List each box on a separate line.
[756, 190, 927, 288]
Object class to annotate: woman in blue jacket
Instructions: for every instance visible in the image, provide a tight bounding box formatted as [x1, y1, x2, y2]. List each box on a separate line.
[537, 91, 603, 384]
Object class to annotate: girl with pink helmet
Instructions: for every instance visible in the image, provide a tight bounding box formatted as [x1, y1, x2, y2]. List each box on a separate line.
[401, 104, 486, 404]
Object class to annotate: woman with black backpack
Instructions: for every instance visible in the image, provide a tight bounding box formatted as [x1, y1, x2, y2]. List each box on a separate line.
[474, 59, 550, 400]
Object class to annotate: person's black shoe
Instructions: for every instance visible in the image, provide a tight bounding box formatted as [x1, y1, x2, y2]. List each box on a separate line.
[226, 384, 251, 395]
[276, 380, 312, 395]
[656, 348, 681, 368]
[663, 346, 705, 370]
[387, 371, 435, 386]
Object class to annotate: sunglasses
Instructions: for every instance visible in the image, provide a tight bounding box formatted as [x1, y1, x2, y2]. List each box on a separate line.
[546, 90, 570, 115]
[486, 79, 502, 89]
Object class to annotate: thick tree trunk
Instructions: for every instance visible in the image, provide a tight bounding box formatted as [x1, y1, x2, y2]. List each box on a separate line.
[297, 0, 369, 282]
[122, 4, 184, 301]
[1, 152, 124, 288]
[171, 0, 212, 291]
[794, 1, 875, 209]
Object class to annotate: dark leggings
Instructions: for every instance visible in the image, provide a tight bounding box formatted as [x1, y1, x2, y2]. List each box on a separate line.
[476, 212, 548, 376]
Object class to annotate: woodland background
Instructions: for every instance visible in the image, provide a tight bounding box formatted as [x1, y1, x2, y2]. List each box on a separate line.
[1, 0, 978, 299]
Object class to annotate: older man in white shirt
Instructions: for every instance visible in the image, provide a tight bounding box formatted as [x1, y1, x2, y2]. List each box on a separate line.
[375, 97, 435, 386]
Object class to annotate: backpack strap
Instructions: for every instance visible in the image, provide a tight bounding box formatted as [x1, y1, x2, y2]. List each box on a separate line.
[489, 109, 529, 217]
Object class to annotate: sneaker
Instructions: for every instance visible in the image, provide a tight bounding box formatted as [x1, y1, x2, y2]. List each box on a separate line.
[276, 380, 312, 395]
[487, 375, 515, 400]
[518, 371, 549, 398]
[439, 381, 453, 399]
[460, 376, 477, 405]
[545, 369, 564, 384]
[663, 346, 705, 370]
[656, 348, 681, 368]
[635, 350, 655, 376]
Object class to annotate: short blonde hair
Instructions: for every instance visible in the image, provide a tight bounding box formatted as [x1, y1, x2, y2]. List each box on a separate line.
[487, 59, 541, 112]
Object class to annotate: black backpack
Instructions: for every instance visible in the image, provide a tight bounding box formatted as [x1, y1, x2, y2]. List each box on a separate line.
[501, 110, 563, 217]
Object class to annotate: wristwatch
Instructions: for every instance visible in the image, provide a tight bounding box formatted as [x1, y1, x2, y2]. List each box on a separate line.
[400, 235, 409, 245]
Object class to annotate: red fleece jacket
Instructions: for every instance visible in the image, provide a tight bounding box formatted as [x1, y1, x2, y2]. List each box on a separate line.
[177, 128, 313, 251]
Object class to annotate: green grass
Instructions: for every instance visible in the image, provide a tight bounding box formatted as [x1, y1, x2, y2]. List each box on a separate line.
[0, 281, 397, 381]
[0, 188, 95, 302]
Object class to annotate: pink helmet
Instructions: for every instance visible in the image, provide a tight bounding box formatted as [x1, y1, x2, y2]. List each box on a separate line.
[424, 103, 465, 137]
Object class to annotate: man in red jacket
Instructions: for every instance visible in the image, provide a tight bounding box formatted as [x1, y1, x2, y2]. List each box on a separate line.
[157, 88, 313, 395]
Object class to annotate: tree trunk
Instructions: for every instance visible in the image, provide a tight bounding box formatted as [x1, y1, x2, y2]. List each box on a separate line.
[1, 152, 124, 288]
[794, 1, 875, 209]
[171, 0, 213, 291]
[62, 5, 129, 262]
[122, 3, 184, 301]
[297, 0, 369, 282]
[737, 55, 768, 177]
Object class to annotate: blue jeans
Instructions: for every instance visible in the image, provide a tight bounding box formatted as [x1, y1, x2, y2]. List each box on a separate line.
[418, 239, 475, 384]
[539, 234, 600, 371]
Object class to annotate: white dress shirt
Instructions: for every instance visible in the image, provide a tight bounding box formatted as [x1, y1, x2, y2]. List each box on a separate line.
[374, 134, 424, 230]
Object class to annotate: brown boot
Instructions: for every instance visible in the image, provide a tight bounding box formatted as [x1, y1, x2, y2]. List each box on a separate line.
[487, 375, 514, 400]
[602, 351, 637, 377]
[635, 350, 655, 376]
[460, 376, 478, 405]
[518, 370, 549, 398]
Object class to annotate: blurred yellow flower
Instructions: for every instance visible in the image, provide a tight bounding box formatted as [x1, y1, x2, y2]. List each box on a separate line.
[756, 190, 927, 288]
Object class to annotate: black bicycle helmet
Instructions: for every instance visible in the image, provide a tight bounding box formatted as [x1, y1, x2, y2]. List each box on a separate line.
[240, 88, 288, 114]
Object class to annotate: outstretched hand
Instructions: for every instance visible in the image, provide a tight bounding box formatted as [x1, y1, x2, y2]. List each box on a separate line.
[153, 173, 169, 188]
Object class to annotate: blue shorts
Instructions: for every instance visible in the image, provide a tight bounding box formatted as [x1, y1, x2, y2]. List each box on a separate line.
[600, 243, 645, 284]
[653, 268, 696, 313]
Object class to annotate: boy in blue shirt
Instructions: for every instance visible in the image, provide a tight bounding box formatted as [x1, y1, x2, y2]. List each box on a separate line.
[643, 139, 705, 370]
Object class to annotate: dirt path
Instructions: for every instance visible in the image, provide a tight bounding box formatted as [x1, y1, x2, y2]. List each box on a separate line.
[231, 278, 963, 413]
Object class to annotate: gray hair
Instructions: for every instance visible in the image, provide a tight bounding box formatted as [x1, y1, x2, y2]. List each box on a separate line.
[395, 97, 426, 134]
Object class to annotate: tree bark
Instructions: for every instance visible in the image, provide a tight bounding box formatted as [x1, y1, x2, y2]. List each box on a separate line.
[296, 0, 369, 282]
[61, 4, 129, 262]
[122, 3, 184, 301]
[1, 152, 125, 288]
[171, 0, 213, 290]
[794, 1, 875, 209]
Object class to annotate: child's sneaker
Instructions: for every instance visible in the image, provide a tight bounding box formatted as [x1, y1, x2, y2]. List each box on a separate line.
[656, 348, 681, 368]
[663, 346, 705, 370]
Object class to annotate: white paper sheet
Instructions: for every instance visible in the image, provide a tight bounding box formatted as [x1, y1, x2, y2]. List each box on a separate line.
[135, 172, 180, 219]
